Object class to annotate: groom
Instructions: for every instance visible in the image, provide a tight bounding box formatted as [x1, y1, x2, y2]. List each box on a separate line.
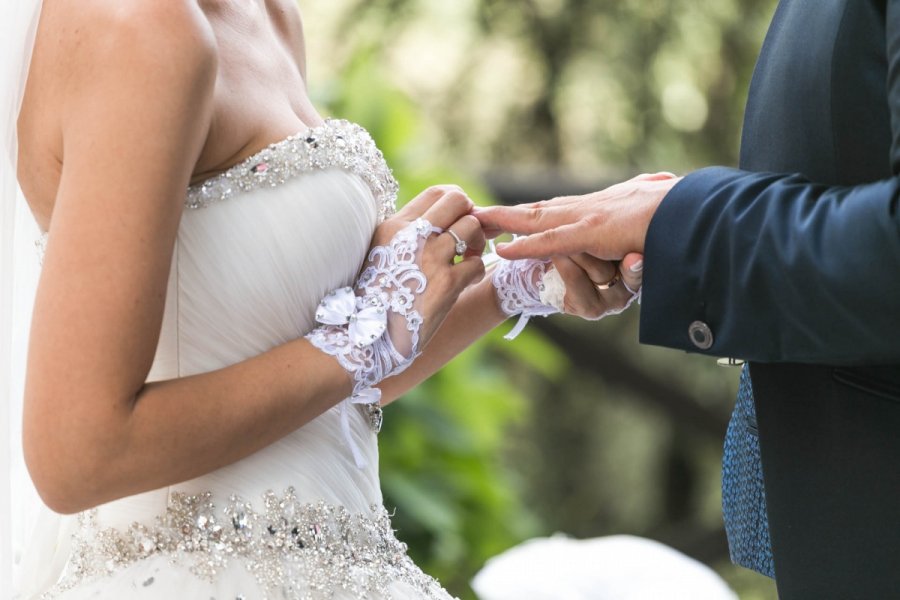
[477, 1, 900, 597]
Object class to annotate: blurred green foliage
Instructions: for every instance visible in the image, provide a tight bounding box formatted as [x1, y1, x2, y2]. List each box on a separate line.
[307, 1, 781, 598]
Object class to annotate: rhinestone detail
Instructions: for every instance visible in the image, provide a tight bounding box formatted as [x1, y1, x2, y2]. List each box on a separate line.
[185, 119, 399, 223]
[43, 488, 455, 600]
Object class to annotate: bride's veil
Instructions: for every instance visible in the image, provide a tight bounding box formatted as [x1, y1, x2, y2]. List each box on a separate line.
[2, 0, 72, 596]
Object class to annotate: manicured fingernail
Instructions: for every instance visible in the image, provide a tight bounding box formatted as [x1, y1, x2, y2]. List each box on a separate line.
[630, 260, 643, 273]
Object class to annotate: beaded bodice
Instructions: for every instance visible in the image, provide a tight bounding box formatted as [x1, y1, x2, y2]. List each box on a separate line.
[40, 121, 454, 599]
[35, 119, 398, 256]
[185, 119, 398, 219]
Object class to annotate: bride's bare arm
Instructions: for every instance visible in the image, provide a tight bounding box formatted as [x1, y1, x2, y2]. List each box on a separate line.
[378, 248, 644, 403]
[23, 3, 477, 515]
[377, 274, 506, 405]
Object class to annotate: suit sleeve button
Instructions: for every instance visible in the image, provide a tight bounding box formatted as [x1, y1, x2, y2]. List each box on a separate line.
[688, 321, 714, 350]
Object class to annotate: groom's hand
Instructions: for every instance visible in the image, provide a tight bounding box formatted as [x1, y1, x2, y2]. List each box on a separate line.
[474, 172, 681, 262]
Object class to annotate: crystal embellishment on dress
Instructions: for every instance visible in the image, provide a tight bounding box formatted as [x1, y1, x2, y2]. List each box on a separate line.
[43, 488, 456, 600]
[185, 119, 399, 223]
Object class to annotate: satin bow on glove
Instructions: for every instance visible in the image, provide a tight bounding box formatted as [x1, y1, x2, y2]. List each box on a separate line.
[306, 218, 442, 468]
[314, 287, 388, 348]
[306, 184, 487, 468]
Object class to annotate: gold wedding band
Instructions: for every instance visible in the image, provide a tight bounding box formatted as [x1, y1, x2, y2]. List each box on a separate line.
[593, 273, 620, 291]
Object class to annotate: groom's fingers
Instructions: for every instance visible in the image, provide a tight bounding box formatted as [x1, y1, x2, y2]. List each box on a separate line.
[632, 172, 677, 182]
[473, 203, 578, 237]
[495, 221, 592, 260]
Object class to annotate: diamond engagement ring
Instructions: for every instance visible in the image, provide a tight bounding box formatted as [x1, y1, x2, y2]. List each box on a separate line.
[447, 229, 467, 256]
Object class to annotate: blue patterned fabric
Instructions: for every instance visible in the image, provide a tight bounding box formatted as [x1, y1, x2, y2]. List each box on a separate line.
[721, 365, 775, 579]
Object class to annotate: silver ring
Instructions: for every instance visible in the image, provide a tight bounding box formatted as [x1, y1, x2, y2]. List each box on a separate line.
[447, 229, 467, 256]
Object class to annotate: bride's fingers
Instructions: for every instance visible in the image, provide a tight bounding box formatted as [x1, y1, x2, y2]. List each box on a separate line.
[553, 255, 638, 320]
[451, 254, 487, 291]
[620, 252, 644, 292]
[419, 188, 475, 230]
[569, 253, 617, 288]
[594, 268, 637, 315]
[397, 184, 469, 220]
[438, 215, 486, 260]
[551, 256, 604, 318]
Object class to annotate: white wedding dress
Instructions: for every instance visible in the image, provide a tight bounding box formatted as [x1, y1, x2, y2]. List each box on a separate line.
[37, 119, 456, 600]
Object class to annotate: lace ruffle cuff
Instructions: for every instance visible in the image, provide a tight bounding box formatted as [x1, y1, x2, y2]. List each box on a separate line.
[491, 258, 561, 340]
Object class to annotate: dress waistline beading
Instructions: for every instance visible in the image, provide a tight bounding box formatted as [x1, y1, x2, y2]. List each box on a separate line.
[43, 487, 451, 600]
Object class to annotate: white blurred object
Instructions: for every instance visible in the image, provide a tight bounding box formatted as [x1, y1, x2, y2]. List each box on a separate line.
[472, 534, 738, 600]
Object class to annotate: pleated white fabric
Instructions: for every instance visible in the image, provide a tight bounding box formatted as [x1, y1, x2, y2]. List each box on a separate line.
[33, 123, 455, 600]
[116, 167, 383, 524]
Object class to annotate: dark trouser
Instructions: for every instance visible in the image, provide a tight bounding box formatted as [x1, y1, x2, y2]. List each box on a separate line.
[751, 363, 900, 599]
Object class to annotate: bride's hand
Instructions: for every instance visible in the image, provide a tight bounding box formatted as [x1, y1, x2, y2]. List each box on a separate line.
[370, 185, 487, 350]
[548, 252, 644, 320]
[306, 184, 486, 402]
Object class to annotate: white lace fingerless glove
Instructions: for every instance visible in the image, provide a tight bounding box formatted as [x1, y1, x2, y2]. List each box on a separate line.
[492, 256, 642, 339]
[306, 218, 441, 467]
[492, 258, 562, 340]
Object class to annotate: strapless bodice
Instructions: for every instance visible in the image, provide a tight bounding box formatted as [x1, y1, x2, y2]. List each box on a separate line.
[37, 121, 453, 600]
[95, 119, 398, 530]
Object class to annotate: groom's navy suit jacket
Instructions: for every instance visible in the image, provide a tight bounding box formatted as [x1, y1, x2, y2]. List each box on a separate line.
[641, 0, 900, 597]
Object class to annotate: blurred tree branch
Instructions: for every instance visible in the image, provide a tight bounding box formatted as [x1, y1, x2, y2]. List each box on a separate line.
[535, 318, 730, 437]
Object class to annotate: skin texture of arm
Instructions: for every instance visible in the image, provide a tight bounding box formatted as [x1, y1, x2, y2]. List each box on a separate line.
[20, 1, 480, 515]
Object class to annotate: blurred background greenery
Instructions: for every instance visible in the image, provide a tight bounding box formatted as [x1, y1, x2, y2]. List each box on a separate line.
[302, 0, 780, 598]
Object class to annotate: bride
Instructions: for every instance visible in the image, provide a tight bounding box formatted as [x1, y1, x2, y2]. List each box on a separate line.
[2, 0, 642, 597]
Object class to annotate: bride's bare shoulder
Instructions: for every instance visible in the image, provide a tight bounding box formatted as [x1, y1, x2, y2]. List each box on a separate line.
[46, 0, 217, 73]
[35, 0, 220, 136]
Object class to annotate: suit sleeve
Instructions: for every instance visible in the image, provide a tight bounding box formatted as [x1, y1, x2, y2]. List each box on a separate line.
[639, 168, 900, 364]
[639, 0, 900, 365]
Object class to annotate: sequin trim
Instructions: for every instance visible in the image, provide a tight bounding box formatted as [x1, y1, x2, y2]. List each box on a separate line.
[43, 488, 455, 600]
[185, 119, 399, 223]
